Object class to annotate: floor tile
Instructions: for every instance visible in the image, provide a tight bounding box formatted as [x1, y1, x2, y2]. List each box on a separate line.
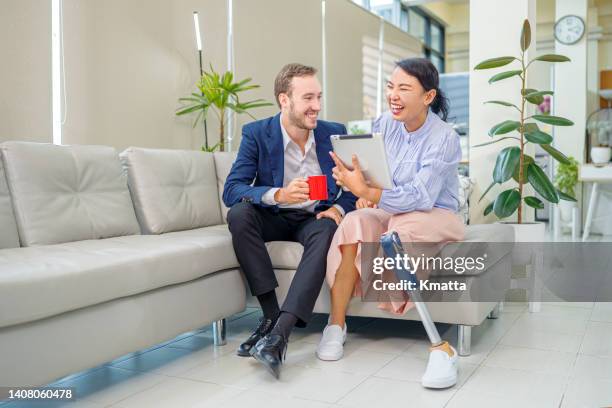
[500, 323, 583, 353]
[111, 377, 242, 407]
[110, 345, 217, 377]
[227, 365, 369, 403]
[447, 387, 551, 408]
[373, 352, 477, 386]
[180, 353, 264, 387]
[571, 353, 612, 380]
[510, 312, 589, 336]
[532, 304, 593, 320]
[293, 346, 397, 375]
[336, 376, 453, 408]
[2, 400, 104, 408]
[484, 345, 576, 374]
[579, 321, 612, 357]
[54, 366, 166, 406]
[590, 302, 612, 323]
[561, 377, 612, 408]
[459, 365, 566, 407]
[217, 389, 333, 408]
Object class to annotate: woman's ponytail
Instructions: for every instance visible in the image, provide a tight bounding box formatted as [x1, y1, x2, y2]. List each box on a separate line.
[431, 88, 449, 121]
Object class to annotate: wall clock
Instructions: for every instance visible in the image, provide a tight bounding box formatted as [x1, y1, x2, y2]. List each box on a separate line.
[554, 15, 585, 45]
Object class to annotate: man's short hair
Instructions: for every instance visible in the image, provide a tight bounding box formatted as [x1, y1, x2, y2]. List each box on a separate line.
[274, 63, 318, 108]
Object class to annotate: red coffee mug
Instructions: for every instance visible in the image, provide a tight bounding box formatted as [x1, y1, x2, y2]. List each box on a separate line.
[307, 175, 328, 200]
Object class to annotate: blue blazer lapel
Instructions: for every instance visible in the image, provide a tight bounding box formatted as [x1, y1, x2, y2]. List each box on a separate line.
[265, 113, 284, 187]
[314, 125, 338, 200]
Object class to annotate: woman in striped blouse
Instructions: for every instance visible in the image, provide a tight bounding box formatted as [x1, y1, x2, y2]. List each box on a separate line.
[317, 58, 465, 389]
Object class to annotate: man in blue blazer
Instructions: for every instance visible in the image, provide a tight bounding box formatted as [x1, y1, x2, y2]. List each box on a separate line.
[223, 63, 356, 378]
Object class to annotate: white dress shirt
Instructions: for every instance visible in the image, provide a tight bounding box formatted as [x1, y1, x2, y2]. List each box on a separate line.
[261, 115, 344, 215]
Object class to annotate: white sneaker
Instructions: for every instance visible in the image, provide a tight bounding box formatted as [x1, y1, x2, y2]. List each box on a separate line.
[421, 343, 459, 389]
[316, 323, 348, 361]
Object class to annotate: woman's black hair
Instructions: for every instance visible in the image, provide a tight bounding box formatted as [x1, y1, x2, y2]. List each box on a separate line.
[395, 58, 449, 121]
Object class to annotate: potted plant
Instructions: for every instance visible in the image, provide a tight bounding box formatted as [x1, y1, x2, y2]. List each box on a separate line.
[590, 124, 611, 164]
[474, 19, 577, 243]
[554, 156, 579, 225]
[176, 66, 273, 152]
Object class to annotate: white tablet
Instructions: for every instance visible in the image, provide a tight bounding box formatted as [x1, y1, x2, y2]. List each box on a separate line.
[330, 133, 393, 190]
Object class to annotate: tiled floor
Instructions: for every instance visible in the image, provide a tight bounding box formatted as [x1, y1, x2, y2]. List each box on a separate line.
[2, 302, 611, 408]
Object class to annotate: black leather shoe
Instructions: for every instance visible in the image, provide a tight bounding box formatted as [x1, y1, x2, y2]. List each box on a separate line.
[236, 317, 275, 357]
[250, 334, 287, 379]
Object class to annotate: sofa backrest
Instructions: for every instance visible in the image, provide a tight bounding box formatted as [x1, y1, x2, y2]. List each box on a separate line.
[120, 147, 222, 234]
[213, 151, 237, 223]
[0, 155, 20, 249]
[0, 142, 140, 246]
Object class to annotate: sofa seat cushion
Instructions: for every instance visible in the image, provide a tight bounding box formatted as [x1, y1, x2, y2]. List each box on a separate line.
[264, 223, 515, 277]
[0, 225, 238, 328]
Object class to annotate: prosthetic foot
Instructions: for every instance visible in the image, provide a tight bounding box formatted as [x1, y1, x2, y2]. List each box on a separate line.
[380, 231, 458, 389]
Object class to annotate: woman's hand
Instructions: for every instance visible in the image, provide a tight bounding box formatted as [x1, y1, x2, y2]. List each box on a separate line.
[329, 152, 369, 197]
[356, 198, 377, 209]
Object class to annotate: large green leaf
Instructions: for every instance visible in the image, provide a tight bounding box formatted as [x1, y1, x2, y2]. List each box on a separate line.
[489, 70, 522, 84]
[524, 124, 553, 144]
[473, 136, 520, 148]
[541, 143, 571, 165]
[527, 163, 559, 203]
[533, 115, 574, 126]
[513, 154, 534, 183]
[493, 189, 521, 218]
[525, 90, 553, 105]
[484, 100, 519, 109]
[474, 56, 516, 70]
[525, 90, 554, 98]
[494, 146, 521, 183]
[479, 181, 497, 203]
[557, 189, 577, 202]
[524, 196, 544, 209]
[521, 19, 531, 51]
[522, 88, 537, 96]
[484, 202, 494, 216]
[489, 120, 521, 136]
[534, 54, 571, 63]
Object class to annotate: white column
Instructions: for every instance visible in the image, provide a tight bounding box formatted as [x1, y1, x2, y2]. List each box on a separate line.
[554, 0, 587, 164]
[469, 0, 537, 224]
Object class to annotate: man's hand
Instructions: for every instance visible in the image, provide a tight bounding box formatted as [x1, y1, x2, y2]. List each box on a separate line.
[274, 178, 310, 204]
[316, 206, 343, 225]
[356, 198, 377, 209]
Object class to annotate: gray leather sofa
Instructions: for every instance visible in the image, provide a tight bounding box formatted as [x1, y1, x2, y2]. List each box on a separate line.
[0, 142, 513, 389]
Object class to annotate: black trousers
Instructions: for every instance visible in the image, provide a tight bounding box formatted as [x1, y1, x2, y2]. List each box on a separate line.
[227, 202, 338, 327]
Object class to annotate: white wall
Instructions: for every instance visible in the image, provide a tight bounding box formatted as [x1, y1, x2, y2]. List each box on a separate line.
[60, 0, 228, 151]
[0, 0, 52, 143]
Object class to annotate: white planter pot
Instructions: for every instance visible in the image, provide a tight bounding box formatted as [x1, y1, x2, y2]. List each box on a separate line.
[591, 146, 611, 164]
[497, 221, 546, 265]
[558, 200, 577, 223]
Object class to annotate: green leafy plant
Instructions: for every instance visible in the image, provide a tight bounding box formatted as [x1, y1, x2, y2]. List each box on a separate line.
[349, 125, 367, 135]
[176, 66, 273, 151]
[474, 19, 577, 223]
[554, 156, 579, 198]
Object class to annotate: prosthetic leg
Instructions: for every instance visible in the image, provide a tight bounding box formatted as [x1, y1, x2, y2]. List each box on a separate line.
[380, 231, 458, 389]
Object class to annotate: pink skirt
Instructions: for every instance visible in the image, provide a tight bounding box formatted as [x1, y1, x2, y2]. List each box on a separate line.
[325, 207, 465, 314]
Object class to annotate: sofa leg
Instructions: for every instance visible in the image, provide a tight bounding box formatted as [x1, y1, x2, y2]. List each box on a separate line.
[213, 318, 227, 346]
[457, 325, 471, 356]
[488, 302, 501, 319]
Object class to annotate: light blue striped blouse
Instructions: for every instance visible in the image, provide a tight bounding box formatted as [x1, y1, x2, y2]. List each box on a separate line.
[373, 110, 461, 214]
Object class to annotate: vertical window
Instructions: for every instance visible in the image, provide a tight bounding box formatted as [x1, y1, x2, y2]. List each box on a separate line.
[407, 6, 445, 73]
